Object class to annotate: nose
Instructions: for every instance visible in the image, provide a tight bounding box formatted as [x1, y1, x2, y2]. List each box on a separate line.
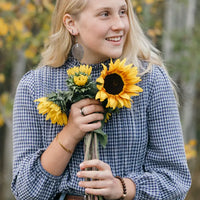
[111, 15, 125, 31]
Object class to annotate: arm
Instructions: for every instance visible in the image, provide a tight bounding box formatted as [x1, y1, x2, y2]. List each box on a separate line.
[126, 66, 191, 199]
[12, 71, 63, 199]
[12, 71, 104, 199]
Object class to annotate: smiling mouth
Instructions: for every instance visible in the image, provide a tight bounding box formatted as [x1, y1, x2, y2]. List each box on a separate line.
[106, 36, 122, 42]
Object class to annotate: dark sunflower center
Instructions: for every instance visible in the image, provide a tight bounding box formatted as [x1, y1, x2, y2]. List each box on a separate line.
[104, 73, 124, 95]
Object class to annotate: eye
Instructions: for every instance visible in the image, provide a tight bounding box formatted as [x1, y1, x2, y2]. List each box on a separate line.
[119, 8, 127, 16]
[100, 11, 109, 17]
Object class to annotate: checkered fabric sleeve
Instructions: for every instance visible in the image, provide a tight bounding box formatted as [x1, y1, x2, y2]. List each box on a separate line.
[11, 71, 66, 200]
[126, 66, 191, 199]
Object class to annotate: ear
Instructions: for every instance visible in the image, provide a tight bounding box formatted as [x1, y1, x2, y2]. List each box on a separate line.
[63, 14, 79, 35]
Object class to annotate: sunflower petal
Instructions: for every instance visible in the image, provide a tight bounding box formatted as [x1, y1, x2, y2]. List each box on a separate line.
[96, 77, 104, 84]
[107, 96, 118, 109]
[119, 93, 131, 100]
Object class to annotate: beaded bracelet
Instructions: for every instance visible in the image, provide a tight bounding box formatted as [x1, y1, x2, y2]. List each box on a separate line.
[115, 176, 127, 199]
[56, 134, 72, 154]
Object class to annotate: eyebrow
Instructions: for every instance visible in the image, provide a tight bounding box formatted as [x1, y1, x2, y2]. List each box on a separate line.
[95, 4, 127, 12]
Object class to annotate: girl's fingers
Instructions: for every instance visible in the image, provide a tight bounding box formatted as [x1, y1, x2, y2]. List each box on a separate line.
[79, 180, 110, 189]
[77, 170, 110, 180]
[84, 188, 109, 197]
[81, 104, 104, 116]
[73, 98, 102, 109]
[80, 121, 102, 133]
[77, 159, 122, 199]
[79, 159, 111, 171]
[81, 113, 104, 124]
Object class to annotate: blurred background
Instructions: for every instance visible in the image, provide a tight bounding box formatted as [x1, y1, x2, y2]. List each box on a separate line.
[0, 0, 199, 199]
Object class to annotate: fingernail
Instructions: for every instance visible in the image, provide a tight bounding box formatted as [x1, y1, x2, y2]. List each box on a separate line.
[80, 163, 84, 168]
[77, 172, 81, 177]
[79, 181, 83, 187]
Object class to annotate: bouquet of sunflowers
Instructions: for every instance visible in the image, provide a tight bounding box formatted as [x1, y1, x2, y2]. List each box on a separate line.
[35, 58, 143, 199]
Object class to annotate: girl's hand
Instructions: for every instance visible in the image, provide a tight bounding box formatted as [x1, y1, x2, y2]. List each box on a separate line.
[64, 99, 104, 144]
[77, 159, 124, 200]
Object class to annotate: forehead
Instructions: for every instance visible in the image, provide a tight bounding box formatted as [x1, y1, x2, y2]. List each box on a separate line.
[85, 0, 127, 10]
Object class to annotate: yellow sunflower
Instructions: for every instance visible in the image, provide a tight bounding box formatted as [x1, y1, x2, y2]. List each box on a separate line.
[73, 74, 88, 86]
[34, 97, 67, 126]
[95, 59, 143, 109]
[67, 64, 92, 76]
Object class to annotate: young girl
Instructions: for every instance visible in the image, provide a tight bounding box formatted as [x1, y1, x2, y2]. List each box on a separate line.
[11, 0, 191, 199]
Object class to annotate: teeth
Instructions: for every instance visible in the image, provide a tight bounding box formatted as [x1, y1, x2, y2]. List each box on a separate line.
[106, 37, 121, 42]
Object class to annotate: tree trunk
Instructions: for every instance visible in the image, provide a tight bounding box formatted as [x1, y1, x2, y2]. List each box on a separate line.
[162, 0, 197, 143]
[181, 0, 197, 142]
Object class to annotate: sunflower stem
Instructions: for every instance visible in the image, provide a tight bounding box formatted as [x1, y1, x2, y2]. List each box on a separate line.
[84, 133, 93, 161]
[84, 132, 100, 200]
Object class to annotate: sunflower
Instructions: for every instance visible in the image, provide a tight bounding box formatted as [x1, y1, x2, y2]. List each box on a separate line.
[95, 59, 143, 110]
[73, 74, 88, 86]
[34, 97, 67, 126]
[67, 64, 92, 76]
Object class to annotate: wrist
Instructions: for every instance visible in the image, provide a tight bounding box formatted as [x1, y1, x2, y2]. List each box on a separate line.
[123, 178, 136, 199]
[115, 176, 127, 200]
[58, 126, 78, 150]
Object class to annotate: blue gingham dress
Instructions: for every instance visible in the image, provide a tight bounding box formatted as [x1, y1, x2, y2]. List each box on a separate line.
[11, 57, 191, 199]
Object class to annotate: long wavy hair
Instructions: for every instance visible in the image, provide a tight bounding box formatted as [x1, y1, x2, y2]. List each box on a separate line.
[39, 0, 172, 85]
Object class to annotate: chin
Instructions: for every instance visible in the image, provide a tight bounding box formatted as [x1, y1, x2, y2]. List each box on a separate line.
[107, 49, 123, 59]
[108, 52, 123, 59]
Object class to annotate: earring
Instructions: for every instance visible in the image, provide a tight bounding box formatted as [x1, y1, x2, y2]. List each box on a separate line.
[72, 41, 84, 61]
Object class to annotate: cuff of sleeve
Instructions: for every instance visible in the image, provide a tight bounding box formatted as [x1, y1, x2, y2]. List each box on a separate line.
[125, 172, 143, 200]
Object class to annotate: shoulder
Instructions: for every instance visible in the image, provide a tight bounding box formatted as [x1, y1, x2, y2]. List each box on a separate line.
[139, 62, 172, 91]
[137, 62, 176, 105]
[16, 63, 72, 100]
[140, 61, 170, 84]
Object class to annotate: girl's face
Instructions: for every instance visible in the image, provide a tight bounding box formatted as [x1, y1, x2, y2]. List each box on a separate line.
[74, 0, 129, 64]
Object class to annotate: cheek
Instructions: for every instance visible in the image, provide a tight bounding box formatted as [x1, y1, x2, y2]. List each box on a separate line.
[80, 22, 107, 39]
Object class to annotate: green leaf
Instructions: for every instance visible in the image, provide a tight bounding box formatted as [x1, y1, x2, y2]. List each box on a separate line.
[93, 128, 108, 148]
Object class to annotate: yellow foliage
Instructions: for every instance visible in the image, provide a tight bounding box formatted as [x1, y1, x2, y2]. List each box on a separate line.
[0, 39, 3, 48]
[20, 0, 26, 6]
[185, 140, 197, 160]
[0, 2, 13, 11]
[43, 0, 55, 11]
[189, 139, 197, 146]
[25, 45, 37, 59]
[145, 0, 155, 4]
[0, 73, 5, 83]
[21, 31, 32, 40]
[132, 0, 137, 7]
[147, 27, 162, 39]
[0, 17, 8, 36]
[0, 114, 4, 127]
[13, 20, 24, 32]
[0, 93, 9, 105]
[27, 3, 36, 13]
[136, 6, 143, 14]
[6, 35, 13, 43]
[147, 29, 156, 38]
